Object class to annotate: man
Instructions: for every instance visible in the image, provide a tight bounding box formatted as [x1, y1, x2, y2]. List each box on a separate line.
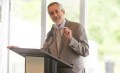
[43, 2, 89, 73]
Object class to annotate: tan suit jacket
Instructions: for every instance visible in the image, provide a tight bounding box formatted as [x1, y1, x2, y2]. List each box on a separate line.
[43, 19, 89, 73]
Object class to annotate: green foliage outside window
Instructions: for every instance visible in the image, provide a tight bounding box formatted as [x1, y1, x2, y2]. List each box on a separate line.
[88, 0, 120, 73]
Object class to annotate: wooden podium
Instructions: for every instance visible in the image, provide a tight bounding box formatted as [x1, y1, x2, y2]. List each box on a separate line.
[8, 47, 73, 73]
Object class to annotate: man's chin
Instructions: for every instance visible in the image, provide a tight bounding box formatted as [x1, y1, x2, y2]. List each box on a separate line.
[53, 19, 62, 24]
[54, 21, 60, 24]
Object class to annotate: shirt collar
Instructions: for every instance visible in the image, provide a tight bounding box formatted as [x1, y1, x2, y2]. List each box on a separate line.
[59, 19, 66, 28]
[54, 19, 66, 29]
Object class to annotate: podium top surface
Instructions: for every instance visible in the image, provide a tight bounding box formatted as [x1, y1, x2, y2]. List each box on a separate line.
[8, 47, 73, 68]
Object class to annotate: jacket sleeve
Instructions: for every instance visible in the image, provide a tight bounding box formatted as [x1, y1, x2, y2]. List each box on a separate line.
[69, 24, 89, 57]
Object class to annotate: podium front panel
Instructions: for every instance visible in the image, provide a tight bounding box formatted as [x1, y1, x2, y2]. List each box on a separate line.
[25, 56, 44, 73]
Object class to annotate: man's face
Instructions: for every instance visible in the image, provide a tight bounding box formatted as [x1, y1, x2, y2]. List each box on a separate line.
[48, 4, 65, 25]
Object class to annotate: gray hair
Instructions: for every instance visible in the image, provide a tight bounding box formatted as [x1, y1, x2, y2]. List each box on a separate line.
[48, 2, 64, 10]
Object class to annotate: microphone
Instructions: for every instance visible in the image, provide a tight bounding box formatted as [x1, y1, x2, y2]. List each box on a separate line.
[46, 24, 57, 54]
[46, 24, 58, 41]
[46, 25, 55, 42]
[52, 24, 58, 29]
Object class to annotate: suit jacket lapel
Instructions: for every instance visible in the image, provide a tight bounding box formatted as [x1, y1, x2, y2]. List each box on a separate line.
[58, 20, 71, 55]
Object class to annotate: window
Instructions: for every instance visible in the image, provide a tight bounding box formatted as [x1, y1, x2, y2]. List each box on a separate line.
[9, 0, 41, 73]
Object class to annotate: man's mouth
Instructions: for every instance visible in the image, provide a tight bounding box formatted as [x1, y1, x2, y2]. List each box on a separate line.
[54, 16, 60, 21]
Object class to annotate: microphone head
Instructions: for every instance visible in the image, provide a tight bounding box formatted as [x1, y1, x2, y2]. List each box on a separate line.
[52, 24, 58, 29]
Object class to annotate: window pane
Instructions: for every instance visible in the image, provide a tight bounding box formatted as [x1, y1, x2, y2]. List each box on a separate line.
[0, 0, 8, 73]
[10, 0, 41, 48]
[87, 0, 120, 73]
[9, 0, 41, 73]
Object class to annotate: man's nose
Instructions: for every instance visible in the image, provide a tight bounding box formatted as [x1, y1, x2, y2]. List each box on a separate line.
[53, 12, 58, 17]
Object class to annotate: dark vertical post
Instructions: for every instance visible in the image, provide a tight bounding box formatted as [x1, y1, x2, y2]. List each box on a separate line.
[50, 59, 57, 73]
[44, 57, 57, 73]
[44, 57, 50, 73]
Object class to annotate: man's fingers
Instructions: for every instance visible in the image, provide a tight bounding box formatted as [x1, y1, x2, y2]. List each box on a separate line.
[7, 46, 19, 49]
[63, 27, 70, 34]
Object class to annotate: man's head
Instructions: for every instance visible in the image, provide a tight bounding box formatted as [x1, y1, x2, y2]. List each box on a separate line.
[48, 2, 65, 26]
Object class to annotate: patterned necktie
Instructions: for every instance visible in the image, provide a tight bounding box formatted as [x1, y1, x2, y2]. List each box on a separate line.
[55, 28, 62, 53]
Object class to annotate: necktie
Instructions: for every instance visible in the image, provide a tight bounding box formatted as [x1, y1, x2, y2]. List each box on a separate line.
[55, 28, 62, 53]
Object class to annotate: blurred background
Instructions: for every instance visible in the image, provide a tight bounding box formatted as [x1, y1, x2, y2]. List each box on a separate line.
[0, 0, 120, 73]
